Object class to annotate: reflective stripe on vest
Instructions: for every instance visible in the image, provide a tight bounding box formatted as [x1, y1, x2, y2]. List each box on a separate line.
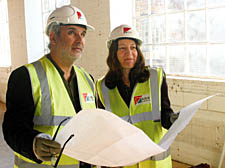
[120, 110, 160, 124]
[99, 68, 170, 161]
[149, 68, 160, 121]
[101, 68, 160, 123]
[100, 79, 111, 111]
[15, 155, 79, 168]
[79, 66, 94, 95]
[27, 60, 94, 126]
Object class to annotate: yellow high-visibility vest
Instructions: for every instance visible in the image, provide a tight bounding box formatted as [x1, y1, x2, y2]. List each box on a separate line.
[15, 56, 96, 168]
[97, 67, 172, 168]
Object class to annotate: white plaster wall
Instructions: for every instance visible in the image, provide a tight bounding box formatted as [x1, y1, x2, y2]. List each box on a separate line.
[71, 0, 110, 80]
[7, 0, 28, 70]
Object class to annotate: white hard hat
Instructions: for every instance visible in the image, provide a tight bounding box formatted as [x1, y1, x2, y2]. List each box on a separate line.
[46, 5, 95, 36]
[107, 24, 142, 48]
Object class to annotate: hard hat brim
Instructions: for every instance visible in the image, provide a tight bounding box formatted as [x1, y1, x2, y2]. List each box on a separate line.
[60, 23, 95, 31]
[85, 24, 95, 31]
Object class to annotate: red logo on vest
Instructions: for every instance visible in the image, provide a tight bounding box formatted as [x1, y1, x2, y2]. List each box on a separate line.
[83, 93, 87, 100]
[82, 93, 94, 103]
[123, 27, 131, 34]
[134, 94, 151, 105]
[134, 96, 142, 105]
[77, 11, 82, 19]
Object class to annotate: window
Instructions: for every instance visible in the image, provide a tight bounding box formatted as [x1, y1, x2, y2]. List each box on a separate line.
[133, 0, 225, 78]
[0, 0, 11, 66]
[41, 0, 71, 54]
[25, 0, 70, 63]
[110, 0, 133, 30]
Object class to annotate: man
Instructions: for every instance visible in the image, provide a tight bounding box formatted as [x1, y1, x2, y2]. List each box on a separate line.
[2, 5, 96, 168]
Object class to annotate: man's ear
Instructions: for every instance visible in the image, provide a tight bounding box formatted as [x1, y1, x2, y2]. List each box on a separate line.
[49, 31, 57, 45]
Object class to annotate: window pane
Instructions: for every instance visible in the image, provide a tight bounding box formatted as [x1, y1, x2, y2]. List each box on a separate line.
[151, 45, 166, 70]
[167, 13, 184, 42]
[136, 17, 150, 44]
[110, 0, 132, 30]
[0, 0, 11, 66]
[134, 0, 225, 78]
[207, 0, 225, 7]
[208, 44, 225, 77]
[42, 0, 55, 12]
[42, 0, 49, 12]
[42, 12, 50, 32]
[151, 0, 165, 14]
[187, 45, 207, 75]
[48, 1, 56, 11]
[208, 8, 225, 42]
[56, 0, 70, 7]
[142, 44, 151, 65]
[167, 0, 184, 12]
[136, 0, 151, 16]
[167, 45, 185, 73]
[187, 0, 205, 10]
[187, 11, 206, 42]
[151, 15, 166, 44]
[44, 36, 50, 54]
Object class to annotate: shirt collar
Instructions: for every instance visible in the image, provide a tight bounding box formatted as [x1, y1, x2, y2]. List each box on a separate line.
[46, 54, 75, 81]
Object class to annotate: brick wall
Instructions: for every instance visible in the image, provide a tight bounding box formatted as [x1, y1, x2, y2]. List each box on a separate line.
[167, 77, 225, 168]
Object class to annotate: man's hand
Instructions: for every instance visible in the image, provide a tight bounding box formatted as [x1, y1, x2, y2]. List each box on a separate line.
[34, 137, 61, 161]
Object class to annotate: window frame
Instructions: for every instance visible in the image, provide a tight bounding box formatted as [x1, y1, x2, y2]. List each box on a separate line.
[133, 0, 225, 80]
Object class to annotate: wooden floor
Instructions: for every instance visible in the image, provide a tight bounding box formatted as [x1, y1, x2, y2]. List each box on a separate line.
[173, 160, 191, 168]
[0, 102, 6, 121]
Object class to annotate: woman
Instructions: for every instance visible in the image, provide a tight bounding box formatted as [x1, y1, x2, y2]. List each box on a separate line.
[96, 25, 178, 168]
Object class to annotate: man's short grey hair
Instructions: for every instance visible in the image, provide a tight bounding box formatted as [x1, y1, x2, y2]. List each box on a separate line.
[47, 22, 61, 49]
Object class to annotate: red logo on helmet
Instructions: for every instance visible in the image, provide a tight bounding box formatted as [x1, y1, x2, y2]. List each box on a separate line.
[77, 11, 82, 19]
[123, 27, 131, 33]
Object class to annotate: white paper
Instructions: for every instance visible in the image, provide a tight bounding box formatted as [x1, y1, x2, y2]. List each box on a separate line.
[56, 109, 165, 167]
[56, 94, 216, 167]
[159, 94, 216, 149]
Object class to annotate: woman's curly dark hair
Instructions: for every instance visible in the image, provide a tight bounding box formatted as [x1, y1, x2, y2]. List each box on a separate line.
[105, 38, 150, 89]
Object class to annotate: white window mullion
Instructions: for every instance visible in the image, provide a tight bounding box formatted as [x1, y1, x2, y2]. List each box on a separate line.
[184, 0, 188, 74]
[165, 0, 169, 72]
[205, 0, 210, 75]
[0, 0, 11, 67]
